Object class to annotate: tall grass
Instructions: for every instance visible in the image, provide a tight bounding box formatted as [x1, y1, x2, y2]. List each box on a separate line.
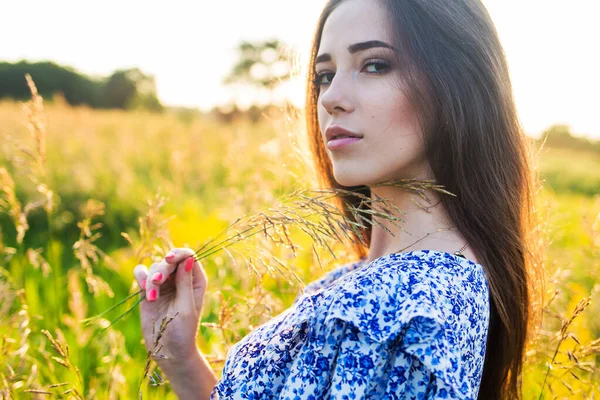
[0, 81, 598, 398]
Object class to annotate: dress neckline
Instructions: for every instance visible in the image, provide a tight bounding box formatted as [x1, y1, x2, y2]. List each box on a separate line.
[360, 249, 484, 270]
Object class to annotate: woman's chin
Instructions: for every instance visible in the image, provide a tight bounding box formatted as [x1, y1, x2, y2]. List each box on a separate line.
[332, 170, 372, 188]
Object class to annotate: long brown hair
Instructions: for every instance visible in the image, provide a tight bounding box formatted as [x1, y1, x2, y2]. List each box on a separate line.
[304, 0, 545, 398]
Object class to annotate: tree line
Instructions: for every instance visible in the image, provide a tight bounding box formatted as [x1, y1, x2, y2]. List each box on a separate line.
[0, 39, 294, 116]
[0, 61, 163, 111]
[539, 124, 600, 154]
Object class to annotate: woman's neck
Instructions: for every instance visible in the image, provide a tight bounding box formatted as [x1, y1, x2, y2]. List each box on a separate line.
[364, 185, 464, 264]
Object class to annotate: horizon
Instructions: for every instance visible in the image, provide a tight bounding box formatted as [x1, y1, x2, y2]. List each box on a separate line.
[2, 0, 599, 139]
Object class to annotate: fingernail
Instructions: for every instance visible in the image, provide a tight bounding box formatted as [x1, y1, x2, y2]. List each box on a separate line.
[147, 288, 157, 301]
[165, 252, 175, 261]
[141, 279, 146, 290]
[151, 272, 163, 282]
[185, 257, 194, 272]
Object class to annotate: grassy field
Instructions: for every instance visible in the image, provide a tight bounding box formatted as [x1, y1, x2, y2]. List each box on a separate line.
[0, 92, 599, 399]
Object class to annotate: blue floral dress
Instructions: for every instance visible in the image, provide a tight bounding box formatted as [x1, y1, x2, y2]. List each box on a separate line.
[210, 250, 490, 399]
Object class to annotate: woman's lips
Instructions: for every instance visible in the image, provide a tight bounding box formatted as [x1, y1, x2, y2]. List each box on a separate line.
[326, 136, 362, 150]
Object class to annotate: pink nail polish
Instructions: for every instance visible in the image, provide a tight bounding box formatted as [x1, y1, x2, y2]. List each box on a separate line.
[141, 279, 146, 290]
[185, 257, 194, 272]
[165, 252, 175, 261]
[147, 288, 157, 301]
[151, 272, 163, 282]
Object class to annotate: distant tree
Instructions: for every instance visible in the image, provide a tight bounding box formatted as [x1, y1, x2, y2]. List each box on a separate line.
[102, 68, 163, 111]
[223, 39, 292, 105]
[0, 61, 163, 112]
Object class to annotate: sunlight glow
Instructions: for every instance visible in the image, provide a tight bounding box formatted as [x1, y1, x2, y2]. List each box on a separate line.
[1, 0, 598, 138]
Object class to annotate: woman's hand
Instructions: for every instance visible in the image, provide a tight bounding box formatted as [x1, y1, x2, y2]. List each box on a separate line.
[133, 247, 208, 366]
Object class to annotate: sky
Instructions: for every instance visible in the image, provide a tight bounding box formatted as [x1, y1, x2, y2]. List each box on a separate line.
[2, 0, 599, 139]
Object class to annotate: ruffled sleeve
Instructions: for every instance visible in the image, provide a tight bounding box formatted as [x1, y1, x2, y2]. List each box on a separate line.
[279, 255, 489, 399]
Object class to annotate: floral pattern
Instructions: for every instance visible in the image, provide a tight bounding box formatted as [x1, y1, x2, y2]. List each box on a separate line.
[210, 250, 490, 399]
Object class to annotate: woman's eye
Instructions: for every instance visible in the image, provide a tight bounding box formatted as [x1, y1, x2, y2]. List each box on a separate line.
[313, 60, 390, 87]
[313, 72, 334, 86]
[363, 60, 390, 73]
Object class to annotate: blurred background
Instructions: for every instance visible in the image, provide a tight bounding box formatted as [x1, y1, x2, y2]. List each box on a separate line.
[1, 0, 599, 398]
[1, 0, 599, 137]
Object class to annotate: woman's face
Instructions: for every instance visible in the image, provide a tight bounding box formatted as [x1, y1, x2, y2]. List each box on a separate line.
[316, 0, 431, 187]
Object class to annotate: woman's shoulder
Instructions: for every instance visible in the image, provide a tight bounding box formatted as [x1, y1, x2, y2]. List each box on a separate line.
[357, 249, 489, 300]
[373, 249, 490, 294]
[316, 250, 490, 343]
[318, 250, 490, 395]
[299, 250, 489, 305]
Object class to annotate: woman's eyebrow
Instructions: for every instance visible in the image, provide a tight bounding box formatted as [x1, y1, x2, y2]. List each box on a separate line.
[315, 40, 396, 64]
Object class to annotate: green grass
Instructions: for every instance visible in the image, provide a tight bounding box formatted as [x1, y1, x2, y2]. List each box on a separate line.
[538, 146, 600, 197]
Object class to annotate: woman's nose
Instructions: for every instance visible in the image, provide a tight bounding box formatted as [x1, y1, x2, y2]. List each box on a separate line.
[319, 72, 356, 114]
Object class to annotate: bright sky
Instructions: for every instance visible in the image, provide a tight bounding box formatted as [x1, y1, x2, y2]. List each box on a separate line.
[2, 0, 599, 139]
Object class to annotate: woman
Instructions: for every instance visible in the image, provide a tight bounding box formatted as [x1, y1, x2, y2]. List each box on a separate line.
[133, 0, 542, 398]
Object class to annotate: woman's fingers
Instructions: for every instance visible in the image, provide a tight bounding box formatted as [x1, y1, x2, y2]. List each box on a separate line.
[173, 256, 198, 315]
[136, 248, 206, 309]
[133, 264, 149, 299]
[148, 259, 177, 285]
[190, 257, 208, 316]
[145, 259, 178, 302]
[164, 247, 197, 266]
[165, 248, 208, 316]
